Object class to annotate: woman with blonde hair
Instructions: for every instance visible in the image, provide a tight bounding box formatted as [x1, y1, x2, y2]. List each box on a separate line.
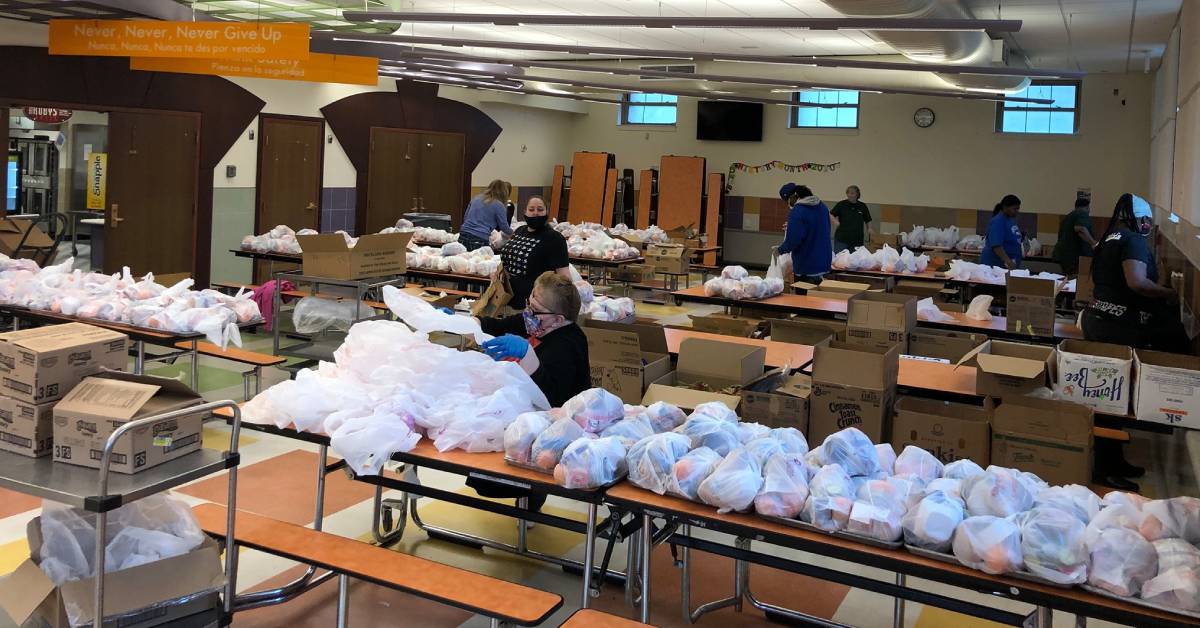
[459, 179, 513, 251]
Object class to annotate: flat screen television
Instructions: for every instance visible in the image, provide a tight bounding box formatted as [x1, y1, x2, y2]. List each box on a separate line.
[696, 101, 763, 141]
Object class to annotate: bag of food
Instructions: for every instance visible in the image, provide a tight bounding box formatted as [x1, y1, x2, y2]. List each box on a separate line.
[820, 428, 881, 477]
[1102, 490, 1150, 511]
[1139, 497, 1200, 543]
[674, 416, 740, 456]
[754, 453, 810, 519]
[627, 433, 692, 495]
[554, 436, 628, 489]
[601, 415, 656, 447]
[330, 411, 422, 476]
[1019, 507, 1088, 585]
[1087, 528, 1158, 597]
[736, 422, 771, 443]
[802, 464, 855, 531]
[698, 447, 765, 514]
[1153, 538, 1200, 574]
[1141, 567, 1200, 612]
[952, 515, 1024, 575]
[503, 412, 553, 464]
[963, 466, 1034, 518]
[744, 436, 784, 467]
[902, 491, 965, 552]
[689, 401, 738, 424]
[563, 388, 625, 433]
[875, 444, 897, 474]
[770, 427, 809, 456]
[530, 419, 588, 471]
[1083, 503, 1143, 549]
[917, 478, 965, 507]
[848, 479, 908, 542]
[1034, 485, 1100, 524]
[668, 446, 722, 501]
[642, 401, 687, 432]
[893, 446, 944, 483]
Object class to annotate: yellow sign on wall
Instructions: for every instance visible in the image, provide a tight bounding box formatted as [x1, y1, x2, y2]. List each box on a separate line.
[131, 53, 379, 86]
[49, 20, 310, 60]
[86, 153, 106, 211]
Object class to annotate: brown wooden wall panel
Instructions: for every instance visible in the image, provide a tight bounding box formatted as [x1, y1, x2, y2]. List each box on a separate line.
[705, 172, 723, 266]
[567, 151, 610, 224]
[636, 169, 653, 229]
[600, 168, 618, 227]
[658, 155, 705, 231]
[550, 164, 565, 220]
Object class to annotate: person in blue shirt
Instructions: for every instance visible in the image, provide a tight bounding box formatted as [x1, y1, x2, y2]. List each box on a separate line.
[458, 179, 513, 251]
[980, 194, 1024, 269]
[777, 183, 832, 284]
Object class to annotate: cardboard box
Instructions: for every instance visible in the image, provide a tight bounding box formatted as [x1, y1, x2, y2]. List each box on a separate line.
[906, 328, 987, 362]
[0, 322, 128, 404]
[809, 341, 899, 444]
[53, 371, 205, 474]
[958, 340, 1056, 398]
[845, 292, 917, 353]
[769, 318, 837, 346]
[991, 396, 1093, 486]
[1133, 349, 1200, 428]
[803, 290, 857, 301]
[0, 218, 54, 257]
[794, 279, 870, 296]
[1054, 340, 1133, 415]
[892, 396, 991, 466]
[1075, 257, 1094, 304]
[893, 279, 944, 299]
[400, 286, 458, 309]
[608, 263, 656, 284]
[868, 232, 902, 249]
[643, 337, 765, 410]
[830, 273, 894, 291]
[583, 321, 671, 404]
[1006, 276, 1059, 337]
[0, 396, 54, 457]
[740, 369, 811, 430]
[0, 518, 223, 628]
[297, 231, 413, 280]
[645, 244, 689, 274]
[688, 313, 763, 338]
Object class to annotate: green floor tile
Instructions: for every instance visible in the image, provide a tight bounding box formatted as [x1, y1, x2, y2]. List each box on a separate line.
[146, 363, 246, 393]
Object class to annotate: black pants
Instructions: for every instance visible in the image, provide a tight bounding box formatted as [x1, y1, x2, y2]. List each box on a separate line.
[459, 232, 490, 251]
[797, 274, 826, 285]
[465, 477, 547, 511]
[1081, 306, 1189, 353]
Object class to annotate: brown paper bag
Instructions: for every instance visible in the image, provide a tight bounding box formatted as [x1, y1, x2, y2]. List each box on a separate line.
[471, 265, 514, 317]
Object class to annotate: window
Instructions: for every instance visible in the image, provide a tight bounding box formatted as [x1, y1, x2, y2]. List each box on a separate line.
[621, 93, 678, 125]
[790, 90, 859, 128]
[996, 80, 1080, 134]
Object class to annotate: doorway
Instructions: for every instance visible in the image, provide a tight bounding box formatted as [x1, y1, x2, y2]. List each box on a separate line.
[255, 114, 323, 282]
[365, 127, 465, 234]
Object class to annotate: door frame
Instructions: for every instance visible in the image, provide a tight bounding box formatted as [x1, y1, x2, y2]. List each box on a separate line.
[253, 113, 326, 236]
[364, 126, 467, 234]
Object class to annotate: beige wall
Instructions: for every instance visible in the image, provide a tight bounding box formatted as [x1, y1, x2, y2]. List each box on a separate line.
[567, 74, 1152, 216]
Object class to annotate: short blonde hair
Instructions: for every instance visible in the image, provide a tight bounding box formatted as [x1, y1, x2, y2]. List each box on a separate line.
[533, 271, 581, 322]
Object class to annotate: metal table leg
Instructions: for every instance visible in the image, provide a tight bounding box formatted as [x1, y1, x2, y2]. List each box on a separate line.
[582, 502, 598, 608]
[517, 496, 529, 553]
[134, 340, 145, 374]
[640, 512, 652, 623]
[190, 339, 199, 392]
[336, 575, 350, 628]
[894, 573, 906, 628]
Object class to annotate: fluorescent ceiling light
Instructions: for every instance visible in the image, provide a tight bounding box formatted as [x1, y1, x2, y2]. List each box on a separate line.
[341, 11, 1022, 33]
[319, 32, 1083, 80]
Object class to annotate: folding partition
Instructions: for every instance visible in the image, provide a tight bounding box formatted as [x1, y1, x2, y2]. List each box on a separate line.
[703, 172, 724, 265]
[549, 164, 565, 220]
[656, 155, 705, 231]
[566, 151, 614, 224]
[636, 169, 656, 229]
[600, 167, 618, 227]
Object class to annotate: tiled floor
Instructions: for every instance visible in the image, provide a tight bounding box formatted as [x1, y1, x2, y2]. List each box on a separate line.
[0, 279, 1194, 628]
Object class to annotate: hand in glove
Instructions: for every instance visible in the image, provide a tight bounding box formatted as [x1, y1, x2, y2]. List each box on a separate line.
[436, 306, 455, 315]
[482, 334, 529, 361]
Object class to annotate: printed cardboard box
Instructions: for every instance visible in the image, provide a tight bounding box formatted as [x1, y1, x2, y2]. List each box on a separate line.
[990, 396, 1092, 486]
[645, 244, 688, 274]
[957, 340, 1055, 398]
[740, 368, 811, 430]
[583, 322, 671, 405]
[53, 371, 205, 474]
[892, 396, 990, 466]
[1006, 276, 1058, 337]
[688, 313, 763, 338]
[906, 328, 987, 363]
[809, 341, 899, 444]
[1134, 349, 1200, 428]
[0, 322, 128, 404]
[608, 263, 656, 284]
[644, 337, 765, 411]
[298, 231, 412, 280]
[845, 292, 917, 353]
[1054, 339, 1133, 415]
[0, 395, 54, 457]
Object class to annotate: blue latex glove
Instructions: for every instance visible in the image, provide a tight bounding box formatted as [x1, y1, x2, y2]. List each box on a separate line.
[436, 306, 454, 315]
[481, 334, 530, 361]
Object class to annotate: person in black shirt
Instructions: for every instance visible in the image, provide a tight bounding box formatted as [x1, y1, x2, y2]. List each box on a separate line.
[499, 195, 571, 309]
[829, 185, 873, 253]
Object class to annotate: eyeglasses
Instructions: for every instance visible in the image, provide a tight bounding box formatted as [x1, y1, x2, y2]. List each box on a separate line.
[525, 307, 557, 317]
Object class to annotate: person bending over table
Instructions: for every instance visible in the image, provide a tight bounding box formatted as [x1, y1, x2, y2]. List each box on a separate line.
[499, 195, 572, 310]
[459, 179, 513, 251]
[778, 183, 833, 285]
[980, 194, 1024, 270]
[830, 184, 873, 253]
[1052, 197, 1098, 275]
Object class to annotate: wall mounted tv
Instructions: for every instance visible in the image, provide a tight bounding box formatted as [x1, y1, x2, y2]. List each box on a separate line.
[696, 100, 763, 141]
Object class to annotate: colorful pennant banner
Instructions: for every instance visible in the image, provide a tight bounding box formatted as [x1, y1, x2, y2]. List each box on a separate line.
[725, 160, 841, 193]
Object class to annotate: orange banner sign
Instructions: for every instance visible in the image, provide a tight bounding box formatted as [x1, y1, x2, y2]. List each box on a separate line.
[50, 20, 310, 60]
[130, 53, 379, 86]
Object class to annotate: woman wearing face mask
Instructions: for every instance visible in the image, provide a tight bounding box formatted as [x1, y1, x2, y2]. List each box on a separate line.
[981, 194, 1024, 270]
[498, 195, 572, 310]
[1081, 193, 1186, 351]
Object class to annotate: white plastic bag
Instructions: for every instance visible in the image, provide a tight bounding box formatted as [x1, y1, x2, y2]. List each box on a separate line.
[894, 445, 944, 483]
[802, 464, 855, 531]
[330, 410, 422, 476]
[754, 453, 809, 519]
[554, 436, 627, 489]
[965, 295, 994, 321]
[943, 459, 986, 481]
[820, 428, 881, 477]
[736, 422, 771, 444]
[601, 415, 656, 447]
[902, 491, 965, 552]
[641, 401, 687, 433]
[689, 401, 738, 424]
[504, 411, 552, 464]
[875, 444, 897, 474]
[771, 427, 809, 456]
[698, 447, 764, 514]
[668, 447, 723, 501]
[1102, 490, 1150, 511]
[530, 419, 588, 471]
[382, 285, 493, 344]
[1141, 567, 1200, 612]
[962, 466, 1034, 517]
[1088, 528, 1158, 597]
[674, 416, 740, 456]
[1019, 507, 1088, 585]
[627, 433, 692, 495]
[1139, 497, 1200, 543]
[952, 515, 1024, 575]
[848, 479, 908, 542]
[916, 297, 954, 323]
[563, 388, 625, 433]
[1083, 503, 1143, 549]
[743, 435, 784, 467]
[1034, 485, 1100, 524]
[1154, 538, 1200, 574]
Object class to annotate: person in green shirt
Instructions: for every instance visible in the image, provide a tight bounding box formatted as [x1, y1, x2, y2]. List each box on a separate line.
[1052, 197, 1098, 275]
[829, 185, 873, 252]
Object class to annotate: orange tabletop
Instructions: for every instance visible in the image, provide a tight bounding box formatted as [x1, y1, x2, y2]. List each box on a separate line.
[672, 285, 850, 314]
[897, 357, 976, 396]
[663, 327, 814, 369]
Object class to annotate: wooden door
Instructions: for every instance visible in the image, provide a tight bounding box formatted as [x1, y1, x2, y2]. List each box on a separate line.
[417, 132, 465, 227]
[105, 111, 198, 276]
[256, 115, 323, 281]
[366, 127, 421, 234]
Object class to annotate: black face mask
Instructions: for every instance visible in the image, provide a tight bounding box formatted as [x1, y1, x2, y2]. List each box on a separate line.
[525, 215, 548, 231]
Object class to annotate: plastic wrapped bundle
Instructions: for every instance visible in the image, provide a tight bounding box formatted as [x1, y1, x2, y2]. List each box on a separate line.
[626, 432, 692, 495]
[894, 445, 944, 483]
[1102, 490, 1151, 511]
[530, 419, 588, 471]
[820, 428, 881, 477]
[736, 422, 771, 443]
[563, 388, 625, 433]
[943, 459, 986, 481]
[1088, 528, 1158, 597]
[754, 453, 810, 519]
[1019, 507, 1088, 585]
[1035, 485, 1100, 524]
[902, 491, 965, 552]
[504, 412, 553, 464]
[802, 464, 855, 531]
[554, 437, 628, 489]
[642, 401, 687, 433]
[1083, 504, 1143, 549]
[770, 427, 809, 456]
[1154, 538, 1200, 574]
[674, 416, 740, 456]
[848, 479, 909, 542]
[698, 447, 765, 514]
[875, 444, 897, 474]
[962, 466, 1034, 517]
[1139, 497, 1200, 543]
[918, 478, 965, 506]
[329, 410, 422, 476]
[744, 436, 784, 467]
[721, 266, 749, 280]
[952, 515, 1024, 575]
[689, 401, 738, 424]
[668, 447, 722, 501]
[601, 415, 656, 447]
[1141, 567, 1200, 612]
